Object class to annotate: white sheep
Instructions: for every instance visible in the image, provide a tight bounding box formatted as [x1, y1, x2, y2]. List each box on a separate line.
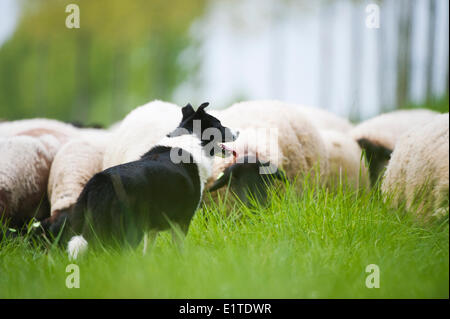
[102, 100, 180, 170]
[0, 118, 80, 138]
[381, 113, 449, 221]
[319, 130, 370, 190]
[207, 100, 330, 203]
[297, 106, 354, 133]
[46, 130, 111, 223]
[290, 105, 367, 190]
[349, 109, 440, 186]
[0, 119, 105, 230]
[0, 133, 61, 228]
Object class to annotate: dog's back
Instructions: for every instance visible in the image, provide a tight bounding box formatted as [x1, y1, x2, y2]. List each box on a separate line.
[68, 146, 201, 248]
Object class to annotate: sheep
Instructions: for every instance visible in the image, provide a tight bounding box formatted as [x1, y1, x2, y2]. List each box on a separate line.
[319, 130, 370, 190]
[290, 105, 367, 190]
[45, 130, 111, 228]
[102, 100, 180, 170]
[107, 120, 123, 132]
[68, 121, 104, 129]
[381, 114, 449, 221]
[207, 100, 330, 204]
[0, 133, 62, 229]
[297, 106, 354, 133]
[0, 119, 100, 231]
[349, 109, 440, 186]
[0, 118, 80, 138]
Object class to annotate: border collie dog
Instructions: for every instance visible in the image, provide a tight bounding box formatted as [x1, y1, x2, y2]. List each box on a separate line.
[65, 102, 238, 259]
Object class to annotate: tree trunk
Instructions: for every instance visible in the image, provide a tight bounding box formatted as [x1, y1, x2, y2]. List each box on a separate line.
[395, 0, 414, 108]
[35, 41, 48, 116]
[112, 48, 128, 121]
[377, 0, 386, 112]
[269, 1, 285, 99]
[425, 0, 436, 102]
[319, 0, 334, 110]
[350, 1, 363, 121]
[73, 32, 91, 122]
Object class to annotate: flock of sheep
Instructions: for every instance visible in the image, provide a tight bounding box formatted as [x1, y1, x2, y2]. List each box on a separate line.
[0, 100, 448, 242]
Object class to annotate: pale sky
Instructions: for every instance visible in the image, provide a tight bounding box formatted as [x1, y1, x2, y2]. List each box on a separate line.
[0, 0, 18, 47]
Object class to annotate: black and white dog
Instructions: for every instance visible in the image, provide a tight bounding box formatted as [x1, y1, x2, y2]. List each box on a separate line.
[65, 102, 238, 259]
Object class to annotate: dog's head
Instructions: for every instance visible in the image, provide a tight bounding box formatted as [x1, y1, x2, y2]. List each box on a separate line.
[209, 155, 286, 206]
[169, 102, 239, 157]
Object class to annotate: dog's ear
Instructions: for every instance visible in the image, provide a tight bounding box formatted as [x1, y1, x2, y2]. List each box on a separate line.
[182, 103, 195, 118]
[197, 102, 209, 112]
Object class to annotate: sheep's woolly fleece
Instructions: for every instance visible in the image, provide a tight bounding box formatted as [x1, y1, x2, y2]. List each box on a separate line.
[209, 100, 330, 188]
[48, 130, 112, 216]
[349, 109, 439, 150]
[381, 113, 449, 221]
[102, 100, 181, 170]
[296, 106, 354, 133]
[0, 118, 80, 138]
[0, 134, 60, 226]
[319, 130, 370, 190]
[0, 119, 109, 227]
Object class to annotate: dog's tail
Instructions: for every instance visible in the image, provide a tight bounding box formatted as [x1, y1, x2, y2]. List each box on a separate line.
[67, 200, 88, 260]
[67, 235, 88, 260]
[66, 183, 91, 260]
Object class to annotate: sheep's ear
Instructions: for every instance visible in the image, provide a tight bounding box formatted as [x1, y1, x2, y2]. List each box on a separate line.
[197, 102, 209, 112]
[209, 170, 232, 192]
[182, 103, 195, 118]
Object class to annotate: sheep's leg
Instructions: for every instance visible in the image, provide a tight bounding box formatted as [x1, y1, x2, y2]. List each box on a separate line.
[142, 230, 158, 255]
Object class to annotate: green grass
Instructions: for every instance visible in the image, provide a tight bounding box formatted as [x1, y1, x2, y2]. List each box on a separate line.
[0, 180, 448, 299]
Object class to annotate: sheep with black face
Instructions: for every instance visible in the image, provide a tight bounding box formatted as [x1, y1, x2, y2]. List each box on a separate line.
[349, 109, 439, 186]
[207, 100, 329, 206]
[381, 114, 449, 222]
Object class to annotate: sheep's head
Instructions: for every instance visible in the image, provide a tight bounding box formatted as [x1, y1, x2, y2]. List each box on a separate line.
[209, 155, 286, 206]
[357, 138, 393, 186]
[168, 102, 239, 157]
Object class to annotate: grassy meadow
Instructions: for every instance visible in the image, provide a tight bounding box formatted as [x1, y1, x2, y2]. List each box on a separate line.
[0, 0, 448, 301]
[0, 178, 448, 299]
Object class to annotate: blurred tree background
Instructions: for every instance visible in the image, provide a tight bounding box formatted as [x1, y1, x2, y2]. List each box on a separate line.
[0, 0, 205, 126]
[0, 0, 448, 125]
